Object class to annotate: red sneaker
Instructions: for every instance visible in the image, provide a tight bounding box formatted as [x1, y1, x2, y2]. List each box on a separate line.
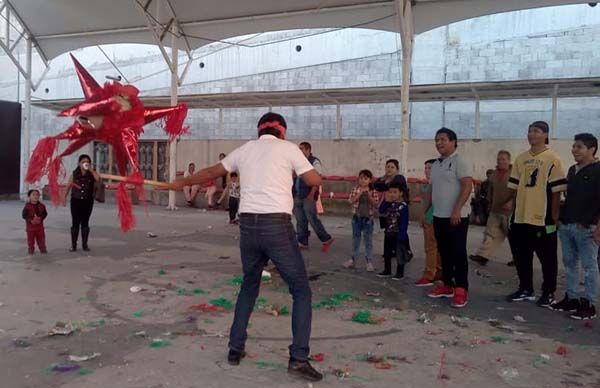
[451, 287, 468, 308]
[415, 277, 434, 287]
[321, 239, 334, 252]
[427, 284, 454, 298]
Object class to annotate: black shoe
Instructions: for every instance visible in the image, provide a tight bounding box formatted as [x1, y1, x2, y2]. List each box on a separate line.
[392, 264, 404, 280]
[288, 359, 323, 382]
[506, 289, 535, 302]
[469, 254, 489, 265]
[550, 293, 580, 312]
[507, 260, 516, 267]
[376, 271, 392, 278]
[69, 247, 77, 252]
[227, 349, 246, 365]
[570, 298, 597, 320]
[536, 292, 555, 308]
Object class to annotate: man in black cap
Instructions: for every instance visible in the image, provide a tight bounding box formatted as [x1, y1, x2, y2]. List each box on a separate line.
[506, 121, 567, 308]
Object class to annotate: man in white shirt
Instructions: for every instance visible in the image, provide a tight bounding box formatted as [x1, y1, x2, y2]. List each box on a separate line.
[167, 112, 323, 382]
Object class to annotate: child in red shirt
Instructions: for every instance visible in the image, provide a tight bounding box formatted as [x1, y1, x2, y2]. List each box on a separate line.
[22, 189, 48, 254]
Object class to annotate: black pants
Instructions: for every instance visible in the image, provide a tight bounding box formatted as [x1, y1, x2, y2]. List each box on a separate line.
[510, 223, 557, 294]
[383, 234, 409, 274]
[229, 197, 240, 222]
[71, 198, 94, 228]
[433, 217, 469, 289]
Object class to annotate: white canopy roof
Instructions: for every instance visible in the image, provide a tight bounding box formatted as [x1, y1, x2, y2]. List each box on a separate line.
[10, 0, 591, 61]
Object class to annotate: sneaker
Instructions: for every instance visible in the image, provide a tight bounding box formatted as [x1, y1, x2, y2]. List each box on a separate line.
[550, 293, 580, 312]
[366, 262, 375, 272]
[415, 277, 434, 287]
[298, 243, 309, 250]
[451, 287, 468, 308]
[507, 260, 516, 267]
[227, 349, 246, 365]
[391, 274, 404, 281]
[570, 298, 597, 320]
[288, 359, 323, 382]
[342, 259, 355, 269]
[321, 239, 334, 252]
[506, 289, 536, 302]
[427, 284, 454, 299]
[469, 254, 489, 265]
[536, 292, 555, 308]
[376, 271, 392, 278]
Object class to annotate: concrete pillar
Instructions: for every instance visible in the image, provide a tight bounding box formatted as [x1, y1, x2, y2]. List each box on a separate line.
[396, 0, 414, 175]
[20, 37, 32, 199]
[167, 24, 179, 210]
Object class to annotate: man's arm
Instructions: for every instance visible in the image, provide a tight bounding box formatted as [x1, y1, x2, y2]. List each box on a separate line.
[551, 192, 562, 225]
[451, 177, 473, 225]
[168, 163, 229, 191]
[419, 187, 433, 227]
[300, 169, 322, 188]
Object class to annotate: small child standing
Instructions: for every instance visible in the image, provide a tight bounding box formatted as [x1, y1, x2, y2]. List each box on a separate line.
[376, 182, 410, 280]
[22, 189, 48, 255]
[218, 172, 240, 224]
[343, 169, 379, 272]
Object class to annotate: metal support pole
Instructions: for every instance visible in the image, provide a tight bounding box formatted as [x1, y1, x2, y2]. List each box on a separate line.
[218, 108, 224, 137]
[551, 85, 559, 139]
[474, 96, 481, 140]
[20, 37, 32, 199]
[167, 24, 178, 210]
[396, 0, 413, 175]
[335, 104, 342, 140]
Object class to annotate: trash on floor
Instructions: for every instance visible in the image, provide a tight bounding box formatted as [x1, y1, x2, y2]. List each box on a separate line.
[417, 313, 432, 324]
[209, 297, 234, 309]
[48, 322, 75, 336]
[150, 338, 172, 348]
[352, 310, 384, 324]
[68, 353, 101, 362]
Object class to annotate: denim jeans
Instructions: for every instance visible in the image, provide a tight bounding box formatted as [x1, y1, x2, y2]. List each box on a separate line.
[293, 197, 332, 246]
[559, 223, 600, 303]
[228, 213, 312, 360]
[351, 215, 374, 261]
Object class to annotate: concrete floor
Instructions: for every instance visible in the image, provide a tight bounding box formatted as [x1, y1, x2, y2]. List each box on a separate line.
[0, 200, 599, 388]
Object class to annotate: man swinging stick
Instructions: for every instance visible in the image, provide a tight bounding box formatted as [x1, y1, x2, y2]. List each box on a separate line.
[166, 112, 323, 382]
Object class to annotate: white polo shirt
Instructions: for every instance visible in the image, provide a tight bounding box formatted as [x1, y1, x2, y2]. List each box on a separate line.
[220, 135, 314, 214]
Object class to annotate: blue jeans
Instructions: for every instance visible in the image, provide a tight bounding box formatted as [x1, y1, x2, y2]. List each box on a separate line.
[293, 197, 332, 246]
[228, 213, 312, 360]
[559, 223, 600, 303]
[351, 215, 373, 261]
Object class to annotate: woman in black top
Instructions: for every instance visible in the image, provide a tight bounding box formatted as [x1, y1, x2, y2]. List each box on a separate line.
[63, 154, 99, 251]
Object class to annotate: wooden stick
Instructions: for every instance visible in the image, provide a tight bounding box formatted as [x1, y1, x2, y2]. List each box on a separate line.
[99, 173, 170, 188]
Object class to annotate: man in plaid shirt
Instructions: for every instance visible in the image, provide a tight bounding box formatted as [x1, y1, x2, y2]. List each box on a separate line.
[343, 169, 380, 272]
